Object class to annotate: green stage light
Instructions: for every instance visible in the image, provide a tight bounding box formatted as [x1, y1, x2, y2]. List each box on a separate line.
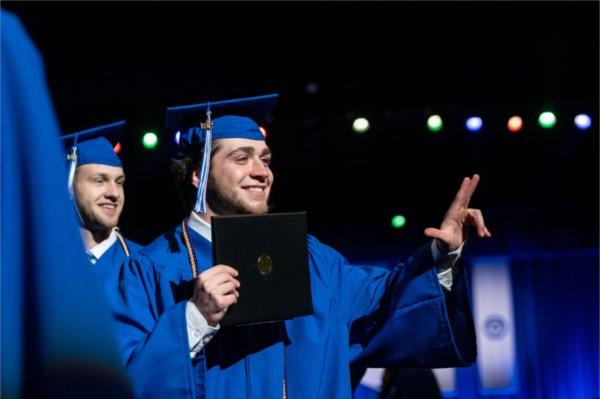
[427, 115, 443, 132]
[142, 132, 158, 149]
[391, 215, 406, 229]
[538, 112, 557, 128]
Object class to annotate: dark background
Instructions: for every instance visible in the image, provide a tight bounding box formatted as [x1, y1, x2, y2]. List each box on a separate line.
[4, 1, 598, 262]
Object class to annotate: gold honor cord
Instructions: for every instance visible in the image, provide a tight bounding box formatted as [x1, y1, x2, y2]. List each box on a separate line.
[181, 221, 198, 278]
[180, 220, 287, 398]
[114, 228, 130, 257]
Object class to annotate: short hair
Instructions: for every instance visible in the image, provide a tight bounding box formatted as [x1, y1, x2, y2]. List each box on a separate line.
[170, 141, 220, 215]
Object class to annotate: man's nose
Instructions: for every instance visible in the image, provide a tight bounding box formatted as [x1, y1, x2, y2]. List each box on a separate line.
[250, 159, 269, 179]
[105, 182, 121, 199]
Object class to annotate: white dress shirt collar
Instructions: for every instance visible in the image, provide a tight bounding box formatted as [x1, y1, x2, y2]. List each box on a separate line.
[187, 211, 212, 243]
[86, 228, 118, 264]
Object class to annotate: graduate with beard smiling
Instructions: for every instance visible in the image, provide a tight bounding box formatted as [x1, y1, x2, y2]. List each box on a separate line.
[105, 94, 491, 398]
[61, 122, 142, 284]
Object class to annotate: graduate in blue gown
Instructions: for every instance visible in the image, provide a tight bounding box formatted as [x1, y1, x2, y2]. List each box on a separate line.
[1, 10, 131, 398]
[105, 94, 491, 398]
[60, 122, 142, 285]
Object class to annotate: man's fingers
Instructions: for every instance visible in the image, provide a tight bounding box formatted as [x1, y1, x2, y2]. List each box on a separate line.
[215, 292, 238, 310]
[466, 208, 492, 238]
[212, 281, 239, 297]
[198, 264, 239, 281]
[483, 224, 492, 238]
[201, 278, 240, 295]
[452, 177, 471, 205]
[451, 174, 480, 209]
[466, 208, 484, 237]
[465, 174, 480, 203]
[424, 227, 444, 240]
[199, 272, 240, 292]
[193, 267, 240, 324]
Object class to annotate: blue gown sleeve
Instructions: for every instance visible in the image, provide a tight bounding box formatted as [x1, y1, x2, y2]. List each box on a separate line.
[307, 237, 476, 371]
[124, 238, 144, 254]
[105, 255, 200, 399]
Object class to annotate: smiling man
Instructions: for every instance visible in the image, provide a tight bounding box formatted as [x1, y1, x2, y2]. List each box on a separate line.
[205, 143, 272, 216]
[61, 121, 141, 283]
[106, 94, 491, 399]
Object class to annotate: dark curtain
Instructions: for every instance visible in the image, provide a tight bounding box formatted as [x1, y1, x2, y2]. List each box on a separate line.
[509, 249, 599, 399]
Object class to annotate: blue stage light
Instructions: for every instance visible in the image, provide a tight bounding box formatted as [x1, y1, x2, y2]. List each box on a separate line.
[574, 114, 591, 130]
[466, 116, 483, 132]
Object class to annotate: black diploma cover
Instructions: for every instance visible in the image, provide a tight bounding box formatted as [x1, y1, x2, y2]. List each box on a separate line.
[211, 212, 313, 326]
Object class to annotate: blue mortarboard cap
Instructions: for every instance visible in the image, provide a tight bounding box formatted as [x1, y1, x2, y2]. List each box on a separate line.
[165, 94, 278, 213]
[166, 93, 278, 136]
[60, 120, 125, 199]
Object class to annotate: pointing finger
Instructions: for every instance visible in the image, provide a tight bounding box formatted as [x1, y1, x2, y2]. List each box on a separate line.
[452, 177, 471, 207]
[463, 174, 480, 206]
[452, 174, 480, 209]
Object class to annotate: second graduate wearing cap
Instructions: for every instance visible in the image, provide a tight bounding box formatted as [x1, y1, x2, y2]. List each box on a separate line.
[61, 122, 142, 284]
[105, 94, 480, 398]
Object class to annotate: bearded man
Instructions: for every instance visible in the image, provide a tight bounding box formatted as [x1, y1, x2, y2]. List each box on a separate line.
[61, 121, 141, 283]
[106, 94, 491, 398]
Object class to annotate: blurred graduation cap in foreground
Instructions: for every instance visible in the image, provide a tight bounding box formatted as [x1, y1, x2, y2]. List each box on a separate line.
[165, 93, 278, 213]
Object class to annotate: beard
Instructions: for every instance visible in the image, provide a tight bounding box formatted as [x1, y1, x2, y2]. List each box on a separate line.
[74, 199, 119, 233]
[205, 174, 270, 216]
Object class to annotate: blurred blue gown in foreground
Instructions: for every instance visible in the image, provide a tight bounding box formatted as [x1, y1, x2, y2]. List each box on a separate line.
[1, 10, 131, 398]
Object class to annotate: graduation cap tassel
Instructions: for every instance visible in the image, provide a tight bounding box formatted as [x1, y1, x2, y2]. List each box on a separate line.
[66, 145, 86, 226]
[66, 146, 78, 200]
[193, 128, 211, 213]
[194, 107, 213, 213]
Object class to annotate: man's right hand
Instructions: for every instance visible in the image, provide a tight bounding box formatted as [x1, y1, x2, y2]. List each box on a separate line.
[190, 265, 240, 326]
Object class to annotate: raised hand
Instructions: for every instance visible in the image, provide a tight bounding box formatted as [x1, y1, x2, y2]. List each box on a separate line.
[190, 264, 240, 326]
[424, 174, 491, 252]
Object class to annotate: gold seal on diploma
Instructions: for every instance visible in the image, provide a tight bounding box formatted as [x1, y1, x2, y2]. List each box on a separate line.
[257, 254, 273, 276]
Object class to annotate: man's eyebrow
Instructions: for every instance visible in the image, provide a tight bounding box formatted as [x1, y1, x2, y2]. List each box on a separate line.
[227, 147, 272, 157]
[227, 146, 255, 157]
[88, 173, 125, 180]
[260, 148, 272, 157]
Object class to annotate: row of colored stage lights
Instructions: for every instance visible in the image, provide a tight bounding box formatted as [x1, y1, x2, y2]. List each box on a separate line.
[136, 112, 593, 151]
[352, 112, 593, 133]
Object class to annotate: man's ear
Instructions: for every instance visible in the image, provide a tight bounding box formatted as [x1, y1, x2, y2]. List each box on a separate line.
[192, 168, 200, 189]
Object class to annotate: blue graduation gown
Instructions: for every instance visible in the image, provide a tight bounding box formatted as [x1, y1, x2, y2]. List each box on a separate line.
[93, 237, 142, 285]
[106, 223, 476, 398]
